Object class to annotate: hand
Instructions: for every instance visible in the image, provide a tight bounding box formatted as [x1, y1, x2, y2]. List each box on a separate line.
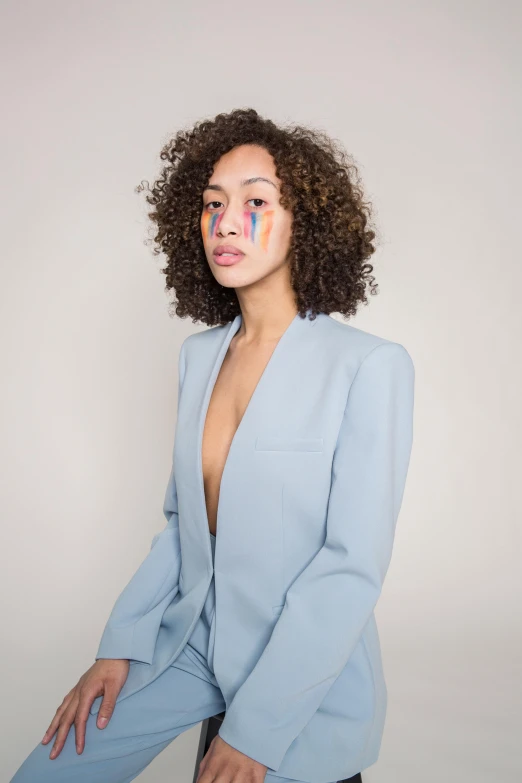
[196, 735, 268, 783]
[41, 658, 130, 760]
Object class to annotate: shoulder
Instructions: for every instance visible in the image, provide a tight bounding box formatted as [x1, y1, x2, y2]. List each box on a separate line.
[179, 321, 231, 362]
[315, 313, 415, 377]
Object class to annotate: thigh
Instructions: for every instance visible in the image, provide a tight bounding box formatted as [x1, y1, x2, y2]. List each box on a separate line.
[10, 649, 226, 783]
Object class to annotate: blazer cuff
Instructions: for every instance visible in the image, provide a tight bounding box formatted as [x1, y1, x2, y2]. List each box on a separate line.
[95, 585, 179, 665]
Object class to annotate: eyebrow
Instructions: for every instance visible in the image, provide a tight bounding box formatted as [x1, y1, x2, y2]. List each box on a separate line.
[203, 176, 278, 193]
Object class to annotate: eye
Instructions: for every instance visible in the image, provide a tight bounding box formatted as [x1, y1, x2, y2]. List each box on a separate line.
[247, 199, 266, 209]
[204, 201, 223, 211]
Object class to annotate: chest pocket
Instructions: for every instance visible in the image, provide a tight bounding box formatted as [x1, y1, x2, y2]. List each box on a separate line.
[255, 436, 323, 452]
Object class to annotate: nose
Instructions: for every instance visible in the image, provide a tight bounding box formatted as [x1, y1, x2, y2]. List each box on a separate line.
[216, 203, 243, 238]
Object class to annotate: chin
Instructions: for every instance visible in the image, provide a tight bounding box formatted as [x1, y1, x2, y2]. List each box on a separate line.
[215, 266, 269, 289]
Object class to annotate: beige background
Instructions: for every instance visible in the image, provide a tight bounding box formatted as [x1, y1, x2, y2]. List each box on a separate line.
[1, 1, 520, 781]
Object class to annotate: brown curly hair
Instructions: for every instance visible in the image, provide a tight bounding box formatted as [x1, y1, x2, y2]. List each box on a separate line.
[136, 108, 379, 327]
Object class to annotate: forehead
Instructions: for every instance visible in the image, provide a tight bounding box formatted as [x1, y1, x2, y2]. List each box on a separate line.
[206, 144, 279, 188]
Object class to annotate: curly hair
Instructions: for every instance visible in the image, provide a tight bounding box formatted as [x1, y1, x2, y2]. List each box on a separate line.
[135, 108, 379, 326]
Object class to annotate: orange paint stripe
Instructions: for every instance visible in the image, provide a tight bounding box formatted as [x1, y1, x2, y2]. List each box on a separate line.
[260, 210, 274, 251]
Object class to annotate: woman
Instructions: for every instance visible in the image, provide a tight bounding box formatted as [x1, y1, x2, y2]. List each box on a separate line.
[11, 108, 415, 783]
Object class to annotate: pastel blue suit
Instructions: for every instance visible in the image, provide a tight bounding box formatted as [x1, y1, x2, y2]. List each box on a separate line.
[11, 310, 415, 783]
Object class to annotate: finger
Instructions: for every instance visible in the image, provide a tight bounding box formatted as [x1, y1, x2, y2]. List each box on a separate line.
[96, 682, 119, 730]
[41, 692, 74, 745]
[196, 745, 211, 782]
[196, 756, 207, 782]
[49, 704, 77, 760]
[74, 693, 96, 755]
[196, 765, 213, 783]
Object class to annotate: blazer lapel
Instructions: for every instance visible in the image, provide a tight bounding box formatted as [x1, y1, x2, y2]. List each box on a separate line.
[191, 309, 318, 575]
[193, 314, 242, 572]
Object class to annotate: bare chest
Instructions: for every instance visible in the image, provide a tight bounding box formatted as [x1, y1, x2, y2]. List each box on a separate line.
[201, 338, 279, 536]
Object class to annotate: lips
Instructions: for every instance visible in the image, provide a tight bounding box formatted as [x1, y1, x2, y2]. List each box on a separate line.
[213, 244, 244, 257]
[213, 244, 245, 266]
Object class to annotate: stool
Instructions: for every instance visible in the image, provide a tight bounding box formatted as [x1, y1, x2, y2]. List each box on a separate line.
[192, 711, 363, 783]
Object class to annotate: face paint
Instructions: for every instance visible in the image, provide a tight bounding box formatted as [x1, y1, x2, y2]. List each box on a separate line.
[243, 210, 274, 251]
[201, 211, 222, 240]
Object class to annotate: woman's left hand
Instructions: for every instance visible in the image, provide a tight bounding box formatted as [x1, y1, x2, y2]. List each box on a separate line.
[196, 735, 268, 783]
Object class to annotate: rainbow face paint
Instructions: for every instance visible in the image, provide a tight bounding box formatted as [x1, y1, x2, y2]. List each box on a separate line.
[201, 208, 275, 251]
[243, 210, 274, 251]
[201, 211, 222, 240]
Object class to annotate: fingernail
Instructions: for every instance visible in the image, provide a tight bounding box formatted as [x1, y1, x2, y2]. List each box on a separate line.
[98, 717, 108, 728]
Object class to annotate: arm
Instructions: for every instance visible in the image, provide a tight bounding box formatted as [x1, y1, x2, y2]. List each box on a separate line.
[94, 338, 188, 664]
[218, 341, 415, 771]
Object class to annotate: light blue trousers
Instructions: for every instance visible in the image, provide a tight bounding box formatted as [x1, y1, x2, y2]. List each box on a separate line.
[11, 535, 333, 783]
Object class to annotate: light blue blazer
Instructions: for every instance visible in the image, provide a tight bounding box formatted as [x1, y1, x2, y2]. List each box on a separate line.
[92, 310, 415, 783]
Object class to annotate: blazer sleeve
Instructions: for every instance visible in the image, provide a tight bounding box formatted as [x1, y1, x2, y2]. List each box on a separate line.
[94, 338, 188, 665]
[218, 341, 415, 771]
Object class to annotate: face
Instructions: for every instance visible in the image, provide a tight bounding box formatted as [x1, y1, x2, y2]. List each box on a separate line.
[201, 144, 293, 289]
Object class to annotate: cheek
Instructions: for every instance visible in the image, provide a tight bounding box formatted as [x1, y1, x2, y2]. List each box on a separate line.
[243, 210, 275, 251]
[201, 212, 222, 240]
